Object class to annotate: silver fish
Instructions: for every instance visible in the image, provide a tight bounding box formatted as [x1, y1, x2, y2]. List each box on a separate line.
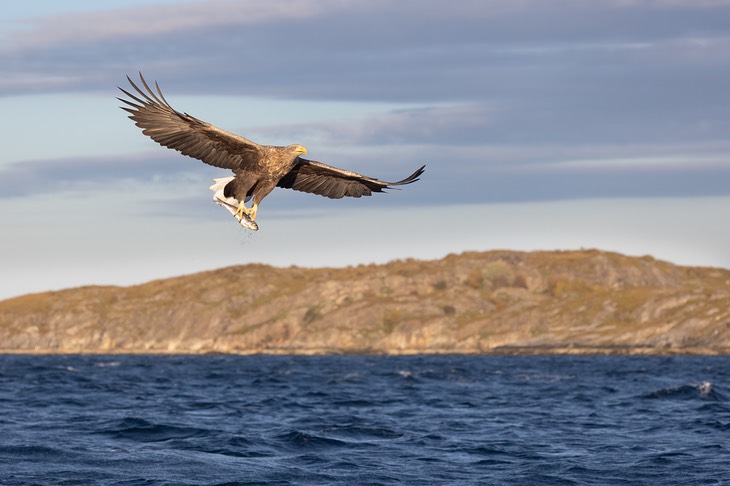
[210, 177, 260, 231]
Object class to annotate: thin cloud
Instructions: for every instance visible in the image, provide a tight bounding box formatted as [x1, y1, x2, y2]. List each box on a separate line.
[254, 105, 498, 146]
[3, 0, 338, 51]
[7, 0, 730, 52]
[0, 152, 206, 198]
[1, 0, 728, 204]
[531, 155, 730, 172]
[2, 0, 730, 99]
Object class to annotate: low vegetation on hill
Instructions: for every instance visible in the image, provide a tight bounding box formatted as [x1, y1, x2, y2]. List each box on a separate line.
[2, 250, 729, 354]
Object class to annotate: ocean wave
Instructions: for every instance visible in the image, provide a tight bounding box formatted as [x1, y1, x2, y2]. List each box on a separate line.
[274, 430, 350, 451]
[643, 381, 726, 401]
[98, 417, 212, 443]
[3, 354, 730, 485]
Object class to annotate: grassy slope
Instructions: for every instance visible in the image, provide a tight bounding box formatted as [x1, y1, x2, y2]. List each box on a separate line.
[1, 250, 729, 354]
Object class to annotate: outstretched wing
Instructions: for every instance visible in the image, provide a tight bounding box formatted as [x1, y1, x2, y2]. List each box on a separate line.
[277, 159, 425, 199]
[118, 72, 263, 170]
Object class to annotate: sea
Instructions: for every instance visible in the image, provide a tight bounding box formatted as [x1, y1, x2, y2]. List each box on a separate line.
[0, 354, 728, 485]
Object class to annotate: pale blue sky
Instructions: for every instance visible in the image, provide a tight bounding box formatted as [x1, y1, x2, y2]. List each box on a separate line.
[1, 0, 729, 299]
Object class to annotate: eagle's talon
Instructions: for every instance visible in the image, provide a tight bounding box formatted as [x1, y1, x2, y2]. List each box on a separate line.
[234, 201, 258, 221]
[235, 202, 247, 220]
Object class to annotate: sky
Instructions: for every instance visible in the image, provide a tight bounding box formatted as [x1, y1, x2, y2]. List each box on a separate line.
[1, 0, 729, 300]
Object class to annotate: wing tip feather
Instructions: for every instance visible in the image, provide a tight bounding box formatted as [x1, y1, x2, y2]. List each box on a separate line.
[388, 164, 426, 187]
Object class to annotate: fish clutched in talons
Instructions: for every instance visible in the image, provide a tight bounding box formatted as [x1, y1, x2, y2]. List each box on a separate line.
[235, 201, 258, 222]
[210, 177, 259, 231]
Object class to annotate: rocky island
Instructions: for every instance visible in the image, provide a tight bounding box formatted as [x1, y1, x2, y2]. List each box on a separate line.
[1, 250, 729, 354]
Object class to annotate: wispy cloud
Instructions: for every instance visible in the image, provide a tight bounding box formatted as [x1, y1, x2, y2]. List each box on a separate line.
[3, 0, 730, 100]
[2, 0, 728, 202]
[254, 105, 498, 146]
[4, 1, 336, 51]
[0, 152, 207, 198]
[4, 141, 728, 208]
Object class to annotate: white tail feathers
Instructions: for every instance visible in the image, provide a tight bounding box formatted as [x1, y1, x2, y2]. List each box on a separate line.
[209, 176, 234, 194]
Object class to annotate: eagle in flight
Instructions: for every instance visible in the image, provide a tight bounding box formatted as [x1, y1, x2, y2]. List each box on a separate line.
[118, 73, 425, 229]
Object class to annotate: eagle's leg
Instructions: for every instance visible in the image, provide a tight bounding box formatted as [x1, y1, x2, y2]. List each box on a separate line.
[235, 201, 258, 221]
[235, 201, 248, 220]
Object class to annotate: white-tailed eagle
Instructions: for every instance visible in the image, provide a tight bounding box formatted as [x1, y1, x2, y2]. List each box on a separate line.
[118, 73, 425, 228]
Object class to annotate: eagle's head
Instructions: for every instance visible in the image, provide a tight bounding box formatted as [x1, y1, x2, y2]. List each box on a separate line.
[287, 144, 307, 156]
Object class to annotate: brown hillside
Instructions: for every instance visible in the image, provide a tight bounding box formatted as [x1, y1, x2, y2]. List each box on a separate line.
[1, 250, 729, 354]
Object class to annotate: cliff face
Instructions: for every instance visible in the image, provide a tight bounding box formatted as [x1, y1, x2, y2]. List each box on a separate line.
[2, 250, 729, 354]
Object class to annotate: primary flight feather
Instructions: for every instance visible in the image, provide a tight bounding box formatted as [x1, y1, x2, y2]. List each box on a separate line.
[118, 73, 425, 227]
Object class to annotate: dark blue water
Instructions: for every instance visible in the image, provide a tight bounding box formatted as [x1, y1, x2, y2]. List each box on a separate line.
[1, 355, 728, 485]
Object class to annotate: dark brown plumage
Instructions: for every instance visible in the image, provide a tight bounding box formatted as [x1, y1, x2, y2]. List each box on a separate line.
[118, 73, 425, 222]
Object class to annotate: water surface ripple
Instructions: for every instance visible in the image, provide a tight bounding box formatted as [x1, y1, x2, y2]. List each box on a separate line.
[1, 355, 728, 485]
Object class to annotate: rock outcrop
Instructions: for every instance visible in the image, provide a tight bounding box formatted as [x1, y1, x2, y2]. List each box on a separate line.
[2, 250, 729, 354]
